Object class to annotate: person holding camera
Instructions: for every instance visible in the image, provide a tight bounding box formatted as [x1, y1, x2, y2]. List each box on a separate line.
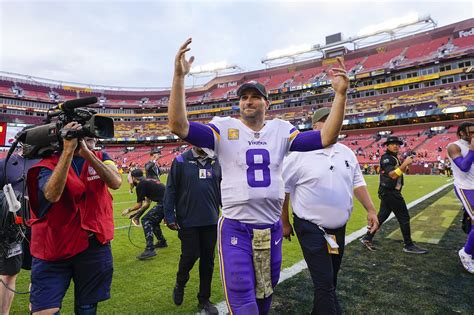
[447, 122, 474, 274]
[361, 136, 428, 254]
[0, 149, 39, 314]
[26, 122, 122, 315]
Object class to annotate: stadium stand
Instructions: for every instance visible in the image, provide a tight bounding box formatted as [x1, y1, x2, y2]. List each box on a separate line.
[1, 18, 473, 171]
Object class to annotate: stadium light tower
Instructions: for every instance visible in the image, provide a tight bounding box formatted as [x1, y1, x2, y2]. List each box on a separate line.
[261, 13, 437, 67]
[189, 61, 242, 87]
[262, 44, 322, 65]
[352, 13, 437, 47]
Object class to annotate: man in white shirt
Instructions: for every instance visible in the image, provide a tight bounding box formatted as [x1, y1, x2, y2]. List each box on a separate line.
[282, 108, 379, 315]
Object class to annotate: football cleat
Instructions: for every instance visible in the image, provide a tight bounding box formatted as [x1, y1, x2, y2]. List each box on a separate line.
[458, 248, 474, 274]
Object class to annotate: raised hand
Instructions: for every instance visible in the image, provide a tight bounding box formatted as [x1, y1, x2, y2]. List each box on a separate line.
[174, 38, 195, 77]
[329, 57, 349, 95]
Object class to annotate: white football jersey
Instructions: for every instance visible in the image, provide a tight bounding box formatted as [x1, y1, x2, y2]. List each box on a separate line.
[448, 139, 474, 189]
[208, 117, 299, 224]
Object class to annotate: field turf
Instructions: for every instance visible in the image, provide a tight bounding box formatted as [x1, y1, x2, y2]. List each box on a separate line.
[10, 174, 449, 314]
[272, 184, 473, 314]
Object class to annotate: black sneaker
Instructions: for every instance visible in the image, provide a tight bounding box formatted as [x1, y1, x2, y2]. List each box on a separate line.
[198, 300, 218, 315]
[154, 240, 168, 248]
[403, 244, 428, 254]
[173, 284, 184, 306]
[360, 238, 377, 251]
[136, 249, 156, 260]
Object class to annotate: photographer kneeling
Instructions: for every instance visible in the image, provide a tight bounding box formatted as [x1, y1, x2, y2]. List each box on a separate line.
[26, 122, 122, 315]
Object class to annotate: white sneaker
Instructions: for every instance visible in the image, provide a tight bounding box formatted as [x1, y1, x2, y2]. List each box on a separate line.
[458, 248, 474, 274]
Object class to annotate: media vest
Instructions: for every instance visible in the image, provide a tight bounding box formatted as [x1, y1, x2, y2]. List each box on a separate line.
[27, 151, 114, 261]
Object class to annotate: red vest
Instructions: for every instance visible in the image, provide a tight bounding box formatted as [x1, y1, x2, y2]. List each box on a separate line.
[27, 151, 114, 261]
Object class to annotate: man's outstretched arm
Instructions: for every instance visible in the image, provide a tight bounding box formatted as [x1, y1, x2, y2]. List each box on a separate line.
[168, 38, 195, 139]
[289, 57, 348, 152]
[320, 57, 349, 147]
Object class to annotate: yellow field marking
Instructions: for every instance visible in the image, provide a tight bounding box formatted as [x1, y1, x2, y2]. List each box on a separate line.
[387, 192, 461, 244]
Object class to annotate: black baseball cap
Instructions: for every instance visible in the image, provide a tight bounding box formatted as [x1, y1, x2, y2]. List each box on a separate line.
[236, 81, 268, 99]
[383, 136, 404, 146]
[131, 169, 144, 178]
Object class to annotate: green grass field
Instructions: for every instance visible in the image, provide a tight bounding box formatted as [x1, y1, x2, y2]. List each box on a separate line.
[272, 185, 473, 314]
[10, 174, 449, 314]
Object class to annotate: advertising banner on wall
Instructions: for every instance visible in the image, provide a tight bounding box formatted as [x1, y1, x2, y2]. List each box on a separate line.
[5, 124, 26, 147]
[0, 123, 6, 146]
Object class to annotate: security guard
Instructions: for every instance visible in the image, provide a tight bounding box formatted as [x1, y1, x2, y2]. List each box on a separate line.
[164, 147, 221, 314]
[361, 136, 428, 254]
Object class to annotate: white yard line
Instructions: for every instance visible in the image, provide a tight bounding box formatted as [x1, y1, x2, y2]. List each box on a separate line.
[113, 200, 136, 205]
[215, 182, 453, 314]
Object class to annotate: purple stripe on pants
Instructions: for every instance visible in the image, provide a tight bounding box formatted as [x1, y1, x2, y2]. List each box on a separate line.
[218, 217, 282, 315]
[454, 186, 474, 255]
[454, 186, 474, 219]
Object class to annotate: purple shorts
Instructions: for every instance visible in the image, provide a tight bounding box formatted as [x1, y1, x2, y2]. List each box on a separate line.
[217, 217, 282, 315]
[454, 186, 474, 219]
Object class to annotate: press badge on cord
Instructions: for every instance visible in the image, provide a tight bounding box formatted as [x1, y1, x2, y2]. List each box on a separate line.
[318, 225, 339, 254]
[325, 234, 339, 255]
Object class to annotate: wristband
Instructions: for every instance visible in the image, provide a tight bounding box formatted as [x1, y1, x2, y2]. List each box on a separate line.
[394, 168, 404, 176]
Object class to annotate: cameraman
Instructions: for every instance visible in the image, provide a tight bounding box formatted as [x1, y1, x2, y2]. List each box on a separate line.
[361, 136, 428, 254]
[0, 149, 39, 314]
[26, 122, 122, 315]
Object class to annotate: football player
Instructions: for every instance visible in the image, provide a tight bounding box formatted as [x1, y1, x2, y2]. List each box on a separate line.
[167, 38, 349, 314]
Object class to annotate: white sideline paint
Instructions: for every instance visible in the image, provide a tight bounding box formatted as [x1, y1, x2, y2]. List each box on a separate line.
[114, 200, 136, 205]
[214, 182, 453, 314]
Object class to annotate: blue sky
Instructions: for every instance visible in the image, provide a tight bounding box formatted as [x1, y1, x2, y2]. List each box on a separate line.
[0, 0, 472, 88]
